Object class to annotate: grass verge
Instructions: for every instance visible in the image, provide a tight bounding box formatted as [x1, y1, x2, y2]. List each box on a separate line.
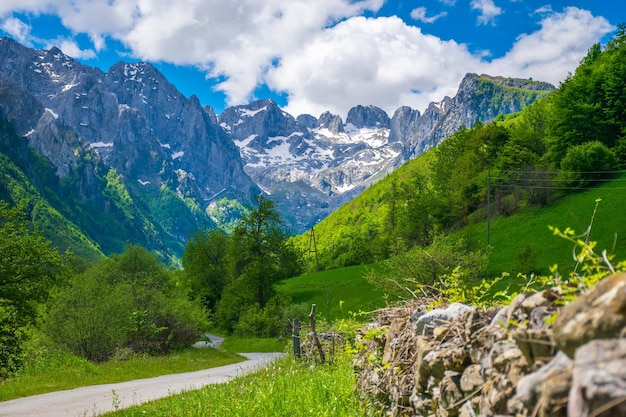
[101, 354, 375, 417]
[219, 336, 287, 353]
[0, 348, 244, 402]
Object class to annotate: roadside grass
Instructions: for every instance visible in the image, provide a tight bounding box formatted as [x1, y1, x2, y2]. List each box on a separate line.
[276, 263, 388, 323]
[101, 354, 377, 417]
[219, 336, 287, 353]
[0, 347, 244, 402]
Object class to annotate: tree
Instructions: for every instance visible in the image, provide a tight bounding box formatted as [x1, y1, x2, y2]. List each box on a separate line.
[228, 195, 302, 307]
[0, 200, 69, 376]
[558, 141, 616, 188]
[214, 195, 303, 333]
[182, 228, 229, 311]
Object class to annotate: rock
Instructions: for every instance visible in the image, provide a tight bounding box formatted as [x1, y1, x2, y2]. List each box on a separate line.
[568, 339, 626, 417]
[468, 324, 508, 363]
[520, 288, 560, 315]
[414, 303, 475, 336]
[508, 350, 572, 415]
[512, 327, 556, 366]
[460, 364, 484, 393]
[553, 273, 626, 357]
[382, 317, 406, 364]
[440, 371, 464, 413]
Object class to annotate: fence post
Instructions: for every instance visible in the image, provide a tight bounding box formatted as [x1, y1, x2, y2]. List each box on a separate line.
[309, 304, 326, 364]
[292, 318, 301, 359]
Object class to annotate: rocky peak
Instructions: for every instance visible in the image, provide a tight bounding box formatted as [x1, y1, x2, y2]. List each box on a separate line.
[316, 111, 345, 134]
[345, 104, 390, 129]
[389, 106, 420, 143]
[219, 98, 305, 144]
[296, 114, 317, 129]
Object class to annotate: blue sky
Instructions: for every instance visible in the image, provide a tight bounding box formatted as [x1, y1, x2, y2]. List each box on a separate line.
[0, 1, 622, 118]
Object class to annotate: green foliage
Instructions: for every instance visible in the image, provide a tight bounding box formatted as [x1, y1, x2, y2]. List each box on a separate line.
[366, 237, 490, 301]
[209, 195, 304, 334]
[557, 141, 616, 187]
[0, 200, 70, 377]
[43, 245, 209, 361]
[206, 197, 249, 233]
[182, 228, 229, 310]
[44, 273, 132, 362]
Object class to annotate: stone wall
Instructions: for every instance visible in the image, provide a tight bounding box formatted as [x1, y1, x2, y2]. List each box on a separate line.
[354, 272, 626, 416]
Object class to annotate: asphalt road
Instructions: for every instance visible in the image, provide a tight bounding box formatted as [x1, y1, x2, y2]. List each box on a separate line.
[0, 352, 284, 417]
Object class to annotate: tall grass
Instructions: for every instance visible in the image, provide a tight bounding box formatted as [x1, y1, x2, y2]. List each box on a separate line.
[102, 353, 376, 417]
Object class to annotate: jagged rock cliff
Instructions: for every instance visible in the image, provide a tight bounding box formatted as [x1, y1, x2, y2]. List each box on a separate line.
[0, 37, 259, 260]
[0, 36, 554, 255]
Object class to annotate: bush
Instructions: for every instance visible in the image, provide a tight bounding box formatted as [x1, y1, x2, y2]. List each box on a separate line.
[366, 236, 490, 299]
[44, 274, 132, 362]
[44, 245, 209, 361]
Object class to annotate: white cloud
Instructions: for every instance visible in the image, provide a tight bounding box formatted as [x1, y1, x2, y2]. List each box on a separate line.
[487, 7, 614, 85]
[0, 1, 616, 121]
[47, 37, 96, 60]
[471, 0, 503, 25]
[0, 16, 32, 45]
[267, 16, 481, 118]
[410, 7, 447, 24]
[115, 0, 385, 106]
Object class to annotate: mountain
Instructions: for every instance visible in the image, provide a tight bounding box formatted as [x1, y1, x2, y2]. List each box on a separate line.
[0, 37, 259, 262]
[0, 37, 553, 259]
[219, 74, 554, 232]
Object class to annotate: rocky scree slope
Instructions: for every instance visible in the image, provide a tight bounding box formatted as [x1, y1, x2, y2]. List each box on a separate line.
[354, 273, 626, 416]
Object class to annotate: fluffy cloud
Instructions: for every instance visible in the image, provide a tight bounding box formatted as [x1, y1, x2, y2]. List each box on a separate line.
[268, 16, 480, 117]
[488, 7, 614, 85]
[49, 37, 96, 60]
[0, 16, 31, 45]
[471, 0, 503, 25]
[0, 1, 616, 118]
[410, 7, 447, 24]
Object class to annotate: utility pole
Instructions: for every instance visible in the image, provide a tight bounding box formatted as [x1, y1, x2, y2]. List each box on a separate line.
[307, 226, 319, 274]
[487, 164, 491, 246]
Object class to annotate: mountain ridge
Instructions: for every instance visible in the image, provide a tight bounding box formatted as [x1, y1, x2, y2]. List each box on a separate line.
[0, 36, 554, 259]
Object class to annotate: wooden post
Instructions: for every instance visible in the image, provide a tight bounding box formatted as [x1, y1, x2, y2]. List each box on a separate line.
[308, 304, 326, 364]
[292, 318, 301, 359]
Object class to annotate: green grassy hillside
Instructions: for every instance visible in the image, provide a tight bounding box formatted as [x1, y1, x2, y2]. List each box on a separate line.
[275, 264, 388, 322]
[458, 174, 626, 277]
[280, 173, 626, 313]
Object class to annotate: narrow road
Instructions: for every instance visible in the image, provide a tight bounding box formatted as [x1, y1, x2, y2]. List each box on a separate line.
[0, 352, 284, 417]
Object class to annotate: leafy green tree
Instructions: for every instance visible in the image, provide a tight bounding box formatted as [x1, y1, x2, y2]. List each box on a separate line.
[0, 200, 69, 376]
[44, 273, 132, 362]
[558, 141, 616, 188]
[182, 228, 229, 311]
[215, 195, 303, 333]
